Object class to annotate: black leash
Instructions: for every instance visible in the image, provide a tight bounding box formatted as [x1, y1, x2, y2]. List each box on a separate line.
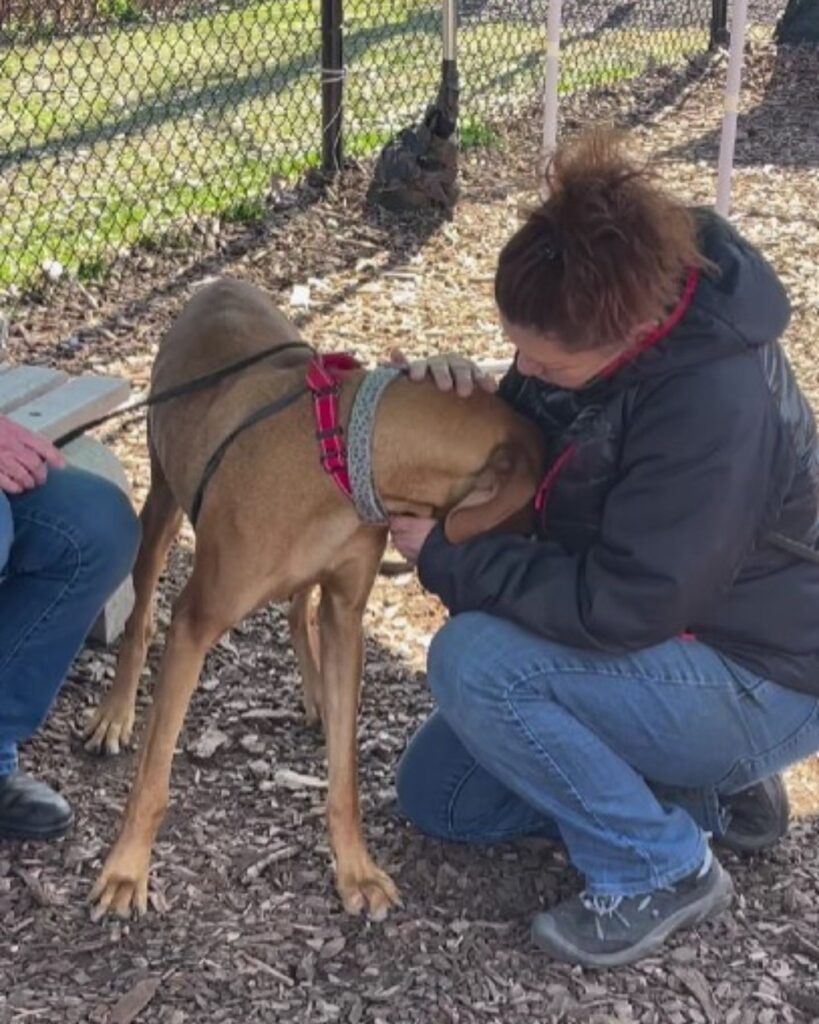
[189, 380, 309, 525]
[54, 340, 315, 448]
[51, 341, 819, 566]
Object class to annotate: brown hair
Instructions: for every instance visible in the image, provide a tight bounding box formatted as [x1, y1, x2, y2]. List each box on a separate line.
[494, 128, 709, 350]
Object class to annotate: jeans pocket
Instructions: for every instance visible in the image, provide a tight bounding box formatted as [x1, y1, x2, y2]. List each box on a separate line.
[717, 701, 819, 795]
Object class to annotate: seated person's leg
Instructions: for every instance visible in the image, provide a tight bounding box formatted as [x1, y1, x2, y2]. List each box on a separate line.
[0, 491, 11, 572]
[0, 466, 140, 839]
[0, 493, 14, 778]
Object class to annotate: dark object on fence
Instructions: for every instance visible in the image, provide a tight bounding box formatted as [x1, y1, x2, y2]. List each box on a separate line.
[709, 0, 729, 46]
[776, 0, 819, 42]
[321, 0, 344, 175]
[367, 0, 460, 215]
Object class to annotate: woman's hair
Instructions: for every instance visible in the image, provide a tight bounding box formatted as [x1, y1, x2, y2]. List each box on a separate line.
[494, 128, 709, 350]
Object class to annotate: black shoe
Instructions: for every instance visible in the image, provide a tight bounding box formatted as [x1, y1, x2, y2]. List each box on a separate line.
[531, 852, 733, 968]
[718, 774, 790, 855]
[0, 771, 74, 840]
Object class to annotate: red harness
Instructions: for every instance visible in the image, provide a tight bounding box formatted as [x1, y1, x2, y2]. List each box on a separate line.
[305, 352, 362, 500]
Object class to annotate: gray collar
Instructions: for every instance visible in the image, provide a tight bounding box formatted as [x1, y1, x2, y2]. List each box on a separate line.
[347, 366, 402, 524]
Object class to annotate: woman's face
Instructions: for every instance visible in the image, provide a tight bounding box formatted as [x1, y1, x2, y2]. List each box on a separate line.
[500, 314, 633, 390]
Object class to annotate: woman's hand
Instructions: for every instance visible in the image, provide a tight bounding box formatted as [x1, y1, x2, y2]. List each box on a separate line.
[389, 515, 437, 565]
[0, 415, 65, 494]
[388, 348, 497, 398]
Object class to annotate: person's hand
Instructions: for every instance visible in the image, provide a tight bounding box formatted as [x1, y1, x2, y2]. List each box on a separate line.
[0, 415, 65, 494]
[389, 515, 437, 564]
[388, 348, 497, 398]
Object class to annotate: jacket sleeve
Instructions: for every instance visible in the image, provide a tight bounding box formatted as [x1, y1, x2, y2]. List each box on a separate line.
[417, 364, 794, 650]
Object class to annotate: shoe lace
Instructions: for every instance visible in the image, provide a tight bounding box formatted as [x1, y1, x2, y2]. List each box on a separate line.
[580, 886, 675, 941]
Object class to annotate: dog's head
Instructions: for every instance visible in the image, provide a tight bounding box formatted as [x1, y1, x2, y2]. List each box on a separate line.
[442, 440, 541, 544]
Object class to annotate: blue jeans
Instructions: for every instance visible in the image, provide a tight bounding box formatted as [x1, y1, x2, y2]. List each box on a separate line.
[396, 612, 819, 897]
[0, 466, 140, 776]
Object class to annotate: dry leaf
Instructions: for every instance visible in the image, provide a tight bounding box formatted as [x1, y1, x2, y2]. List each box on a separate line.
[672, 966, 720, 1023]
[319, 936, 346, 960]
[108, 977, 160, 1024]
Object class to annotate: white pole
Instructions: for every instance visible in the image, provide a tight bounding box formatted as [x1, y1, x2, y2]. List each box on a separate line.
[715, 0, 750, 216]
[541, 0, 563, 159]
[443, 0, 456, 62]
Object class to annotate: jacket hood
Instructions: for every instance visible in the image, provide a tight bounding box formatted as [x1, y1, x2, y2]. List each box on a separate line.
[603, 208, 792, 389]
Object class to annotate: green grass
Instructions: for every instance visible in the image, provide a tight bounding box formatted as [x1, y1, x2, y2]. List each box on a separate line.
[0, 1, 708, 290]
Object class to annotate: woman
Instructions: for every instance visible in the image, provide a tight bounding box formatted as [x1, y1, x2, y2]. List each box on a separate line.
[0, 414, 139, 839]
[389, 130, 819, 967]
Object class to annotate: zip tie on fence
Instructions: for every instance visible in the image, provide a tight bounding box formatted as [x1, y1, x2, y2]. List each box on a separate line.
[320, 66, 348, 83]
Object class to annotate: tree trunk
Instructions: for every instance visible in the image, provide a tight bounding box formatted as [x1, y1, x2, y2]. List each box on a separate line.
[775, 0, 819, 43]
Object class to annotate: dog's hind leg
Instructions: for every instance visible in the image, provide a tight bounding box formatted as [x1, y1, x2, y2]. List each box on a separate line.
[288, 586, 323, 727]
[84, 443, 182, 755]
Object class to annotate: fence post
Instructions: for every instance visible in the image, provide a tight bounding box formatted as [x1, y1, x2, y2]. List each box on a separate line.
[710, 0, 729, 47]
[541, 0, 563, 166]
[715, 0, 750, 215]
[321, 0, 344, 176]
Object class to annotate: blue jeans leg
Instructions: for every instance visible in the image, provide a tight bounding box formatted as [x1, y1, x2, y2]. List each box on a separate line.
[407, 612, 819, 898]
[0, 466, 140, 776]
[396, 708, 562, 843]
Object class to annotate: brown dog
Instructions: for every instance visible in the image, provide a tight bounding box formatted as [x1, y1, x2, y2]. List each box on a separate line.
[83, 277, 543, 921]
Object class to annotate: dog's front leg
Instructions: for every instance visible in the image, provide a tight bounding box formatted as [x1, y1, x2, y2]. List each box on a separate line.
[84, 454, 182, 755]
[319, 543, 399, 921]
[89, 578, 220, 919]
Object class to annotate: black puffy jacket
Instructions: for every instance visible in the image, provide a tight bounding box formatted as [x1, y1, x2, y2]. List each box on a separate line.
[418, 210, 819, 696]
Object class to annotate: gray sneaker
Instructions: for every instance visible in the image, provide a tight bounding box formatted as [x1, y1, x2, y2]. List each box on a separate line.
[718, 774, 790, 855]
[531, 852, 734, 968]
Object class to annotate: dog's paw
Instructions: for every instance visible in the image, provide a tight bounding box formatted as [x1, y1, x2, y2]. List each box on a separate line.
[88, 843, 151, 921]
[82, 701, 135, 756]
[337, 860, 401, 922]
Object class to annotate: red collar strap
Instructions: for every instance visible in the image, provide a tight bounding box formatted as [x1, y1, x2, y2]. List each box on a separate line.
[305, 352, 362, 501]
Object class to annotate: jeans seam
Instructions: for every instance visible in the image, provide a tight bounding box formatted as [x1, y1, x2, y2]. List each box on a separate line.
[502, 675, 674, 893]
[446, 760, 480, 836]
[717, 701, 819, 793]
[444, 761, 547, 842]
[0, 509, 84, 676]
[499, 659, 733, 691]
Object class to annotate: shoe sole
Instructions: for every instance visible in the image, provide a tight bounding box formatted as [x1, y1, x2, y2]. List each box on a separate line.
[531, 862, 735, 969]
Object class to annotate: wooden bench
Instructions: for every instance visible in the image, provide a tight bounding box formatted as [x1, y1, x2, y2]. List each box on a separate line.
[0, 362, 135, 644]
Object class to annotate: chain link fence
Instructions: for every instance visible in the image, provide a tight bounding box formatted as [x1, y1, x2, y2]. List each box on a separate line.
[0, 0, 767, 291]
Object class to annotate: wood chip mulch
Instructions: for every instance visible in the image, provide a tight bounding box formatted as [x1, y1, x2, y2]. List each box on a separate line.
[1, 37, 818, 1024]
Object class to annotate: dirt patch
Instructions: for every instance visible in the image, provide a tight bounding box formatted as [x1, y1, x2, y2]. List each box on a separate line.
[2, 38, 819, 1024]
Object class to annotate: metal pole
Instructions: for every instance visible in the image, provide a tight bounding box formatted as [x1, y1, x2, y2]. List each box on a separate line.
[541, 0, 563, 160]
[434, 0, 459, 140]
[710, 0, 729, 48]
[443, 0, 456, 62]
[715, 0, 749, 216]
[321, 0, 344, 176]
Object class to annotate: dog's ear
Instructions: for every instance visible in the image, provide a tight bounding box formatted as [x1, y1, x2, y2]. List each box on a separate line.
[444, 443, 539, 544]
